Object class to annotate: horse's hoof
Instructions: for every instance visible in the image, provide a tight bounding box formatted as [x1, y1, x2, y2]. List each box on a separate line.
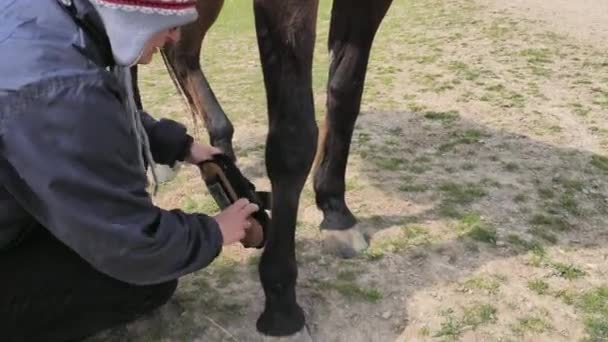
[321, 228, 369, 258]
[319, 207, 356, 230]
[256, 302, 306, 337]
[260, 325, 313, 342]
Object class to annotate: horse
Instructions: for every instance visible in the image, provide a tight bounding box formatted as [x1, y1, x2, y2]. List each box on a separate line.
[131, 0, 394, 336]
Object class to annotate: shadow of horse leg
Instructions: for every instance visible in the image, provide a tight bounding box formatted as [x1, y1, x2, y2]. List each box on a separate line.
[253, 0, 319, 336]
[313, 0, 394, 258]
[161, 0, 236, 160]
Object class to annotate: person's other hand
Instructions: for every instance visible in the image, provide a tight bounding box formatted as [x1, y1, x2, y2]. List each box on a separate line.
[213, 198, 259, 245]
[185, 141, 222, 164]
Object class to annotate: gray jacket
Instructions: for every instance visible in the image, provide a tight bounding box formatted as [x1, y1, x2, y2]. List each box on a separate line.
[0, 0, 224, 285]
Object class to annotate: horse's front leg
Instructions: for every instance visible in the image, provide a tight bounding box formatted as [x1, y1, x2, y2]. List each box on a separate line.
[313, 0, 393, 257]
[161, 0, 236, 160]
[253, 0, 319, 336]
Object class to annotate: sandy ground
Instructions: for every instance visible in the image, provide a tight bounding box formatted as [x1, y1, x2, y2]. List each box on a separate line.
[482, 0, 608, 46]
[87, 0, 608, 341]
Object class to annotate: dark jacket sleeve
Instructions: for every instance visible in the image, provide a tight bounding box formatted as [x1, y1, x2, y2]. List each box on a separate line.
[0, 76, 223, 285]
[140, 110, 194, 166]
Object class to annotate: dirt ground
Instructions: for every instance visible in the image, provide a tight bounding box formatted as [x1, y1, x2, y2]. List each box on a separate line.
[482, 0, 608, 46]
[88, 0, 608, 341]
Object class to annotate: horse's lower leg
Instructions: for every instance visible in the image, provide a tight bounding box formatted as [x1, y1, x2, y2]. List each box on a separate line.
[162, 0, 236, 160]
[253, 0, 319, 336]
[313, 0, 393, 257]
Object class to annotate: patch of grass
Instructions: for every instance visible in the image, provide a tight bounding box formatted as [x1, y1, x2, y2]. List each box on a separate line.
[456, 212, 497, 244]
[434, 310, 463, 340]
[537, 187, 555, 199]
[439, 182, 487, 204]
[345, 178, 363, 191]
[461, 162, 476, 171]
[438, 129, 488, 152]
[558, 192, 581, 216]
[424, 110, 460, 123]
[507, 235, 547, 257]
[434, 303, 498, 340]
[552, 176, 585, 192]
[528, 279, 550, 295]
[513, 315, 553, 335]
[409, 163, 432, 174]
[528, 226, 558, 244]
[318, 279, 382, 303]
[376, 157, 408, 171]
[553, 288, 577, 305]
[419, 327, 431, 337]
[514, 193, 528, 203]
[407, 102, 428, 113]
[462, 303, 498, 329]
[569, 102, 591, 116]
[337, 269, 359, 282]
[579, 287, 608, 316]
[399, 183, 429, 192]
[521, 46, 552, 61]
[437, 183, 487, 218]
[462, 275, 502, 295]
[366, 224, 435, 259]
[583, 317, 608, 342]
[577, 287, 608, 341]
[548, 261, 586, 280]
[448, 61, 483, 81]
[503, 162, 519, 172]
[590, 154, 608, 173]
[207, 256, 240, 284]
[529, 213, 570, 231]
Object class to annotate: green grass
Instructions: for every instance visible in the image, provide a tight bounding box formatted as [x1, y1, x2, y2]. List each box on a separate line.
[399, 183, 429, 192]
[577, 287, 608, 341]
[513, 315, 553, 335]
[433, 303, 498, 340]
[591, 154, 608, 173]
[437, 182, 487, 218]
[448, 61, 484, 81]
[366, 224, 435, 259]
[514, 193, 528, 203]
[506, 234, 546, 256]
[528, 279, 550, 295]
[456, 212, 497, 244]
[528, 226, 558, 244]
[548, 261, 586, 280]
[424, 110, 460, 123]
[318, 278, 383, 303]
[438, 129, 489, 152]
[462, 303, 498, 329]
[462, 274, 502, 295]
[529, 213, 570, 231]
[503, 162, 519, 172]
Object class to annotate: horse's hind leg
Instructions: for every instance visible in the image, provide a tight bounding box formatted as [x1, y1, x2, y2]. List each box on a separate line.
[253, 0, 319, 336]
[313, 0, 393, 257]
[161, 0, 236, 160]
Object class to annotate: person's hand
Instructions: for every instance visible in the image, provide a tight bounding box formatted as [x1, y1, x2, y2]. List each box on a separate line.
[213, 198, 259, 245]
[185, 141, 222, 164]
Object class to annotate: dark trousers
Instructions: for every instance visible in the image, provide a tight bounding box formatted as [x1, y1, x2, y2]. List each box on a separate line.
[0, 227, 178, 342]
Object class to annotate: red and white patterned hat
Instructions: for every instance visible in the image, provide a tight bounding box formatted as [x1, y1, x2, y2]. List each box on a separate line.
[85, 0, 199, 66]
[89, 0, 197, 16]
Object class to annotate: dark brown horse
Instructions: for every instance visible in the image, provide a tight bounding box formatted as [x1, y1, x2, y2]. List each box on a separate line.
[132, 0, 393, 336]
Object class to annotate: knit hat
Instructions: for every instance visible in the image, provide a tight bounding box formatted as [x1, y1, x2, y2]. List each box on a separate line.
[86, 0, 198, 66]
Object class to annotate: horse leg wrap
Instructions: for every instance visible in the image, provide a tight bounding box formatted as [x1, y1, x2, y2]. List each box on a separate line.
[198, 154, 271, 249]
